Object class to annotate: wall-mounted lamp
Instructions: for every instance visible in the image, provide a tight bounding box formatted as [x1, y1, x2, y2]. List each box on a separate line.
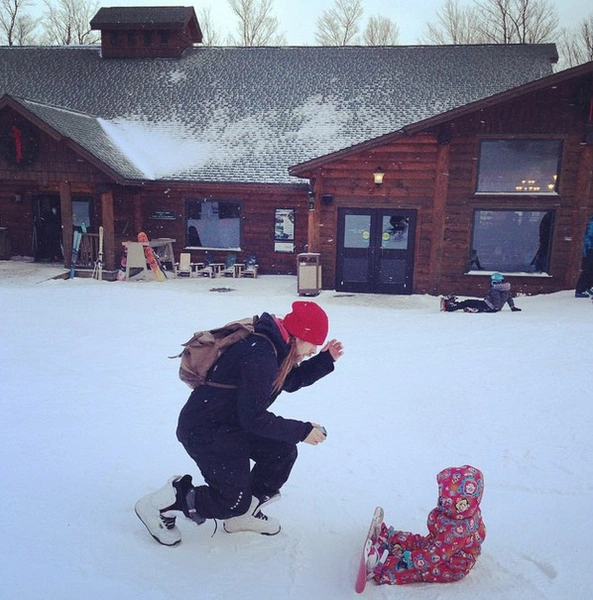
[373, 167, 385, 186]
[307, 189, 315, 211]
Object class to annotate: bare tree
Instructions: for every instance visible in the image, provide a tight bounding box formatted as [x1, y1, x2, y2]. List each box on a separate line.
[476, 0, 558, 44]
[558, 13, 593, 68]
[12, 10, 36, 44]
[422, 0, 485, 44]
[227, 0, 285, 46]
[41, 0, 100, 45]
[363, 15, 400, 45]
[197, 7, 221, 46]
[315, 0, 363, 46]
[0, 0, 37, 45]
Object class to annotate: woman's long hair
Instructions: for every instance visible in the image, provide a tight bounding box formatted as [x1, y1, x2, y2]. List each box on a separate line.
[272, 336, 299, 395]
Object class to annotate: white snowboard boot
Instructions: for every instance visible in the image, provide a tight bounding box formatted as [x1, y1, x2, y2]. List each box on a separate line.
[135, 475, 186, 546]
[223, 496, 281, 535]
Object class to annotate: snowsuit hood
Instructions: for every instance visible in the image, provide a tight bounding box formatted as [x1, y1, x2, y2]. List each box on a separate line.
[436, 465, 484, 520]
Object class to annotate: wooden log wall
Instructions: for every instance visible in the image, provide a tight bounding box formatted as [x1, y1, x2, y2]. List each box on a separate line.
[113, 182, 311, 275]
[309, 72, 593, 296]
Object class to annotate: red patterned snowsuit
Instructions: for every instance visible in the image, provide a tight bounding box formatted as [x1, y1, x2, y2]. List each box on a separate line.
[374, 465, 486, 585]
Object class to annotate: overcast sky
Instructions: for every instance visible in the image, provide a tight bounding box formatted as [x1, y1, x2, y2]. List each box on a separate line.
[89, 0, 592, 46]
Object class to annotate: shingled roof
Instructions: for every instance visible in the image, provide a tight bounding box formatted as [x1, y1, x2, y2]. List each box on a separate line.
[0, 44, 558, 185]
[90, 6, 199, 29]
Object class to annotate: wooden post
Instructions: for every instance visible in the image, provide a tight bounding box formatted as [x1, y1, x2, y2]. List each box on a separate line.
[427, 141, 450, 294]
[100, 189, 115, 271]
[59, 181, 73, 268]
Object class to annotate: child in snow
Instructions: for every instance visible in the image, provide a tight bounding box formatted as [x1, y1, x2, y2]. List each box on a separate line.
[441, 273, 521, 313]
[367, 465, 486, 585]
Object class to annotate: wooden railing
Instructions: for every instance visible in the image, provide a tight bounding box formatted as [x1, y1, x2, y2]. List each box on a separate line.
[77, 233, 99, 268]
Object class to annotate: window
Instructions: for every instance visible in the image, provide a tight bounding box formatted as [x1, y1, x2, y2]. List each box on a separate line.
[127, 31, 135, 47]
[470, 210, 554, 273]
[186, 199, 241, 249]
[477, 140, 562, 194]
[143, 31, 152, 46]
[159, 30, 169, 45]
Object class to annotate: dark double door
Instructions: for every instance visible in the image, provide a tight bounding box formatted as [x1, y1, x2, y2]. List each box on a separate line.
[336, 208, 416, 294]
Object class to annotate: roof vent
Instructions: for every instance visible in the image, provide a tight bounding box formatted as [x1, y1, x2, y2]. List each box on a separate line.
[90, 6, 202, 59]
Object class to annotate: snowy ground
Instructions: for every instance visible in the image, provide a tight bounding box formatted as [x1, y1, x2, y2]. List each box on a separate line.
[1, 259, 592, 600]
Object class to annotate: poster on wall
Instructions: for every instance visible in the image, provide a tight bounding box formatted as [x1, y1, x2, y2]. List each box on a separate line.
[274, 208, 295, 253]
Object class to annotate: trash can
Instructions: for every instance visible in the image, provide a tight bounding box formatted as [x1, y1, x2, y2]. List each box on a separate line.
[0, 227, 11, 259]
[297, 252, 321, 296]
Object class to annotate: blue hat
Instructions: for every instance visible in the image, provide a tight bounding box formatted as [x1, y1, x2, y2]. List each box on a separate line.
[491, 272, 504, 283]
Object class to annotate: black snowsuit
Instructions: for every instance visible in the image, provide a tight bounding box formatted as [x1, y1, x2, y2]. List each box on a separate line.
[176, 312, 335, 519]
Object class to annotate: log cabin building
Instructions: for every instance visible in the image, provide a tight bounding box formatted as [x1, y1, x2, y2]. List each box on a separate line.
[1, 5, 592, 296]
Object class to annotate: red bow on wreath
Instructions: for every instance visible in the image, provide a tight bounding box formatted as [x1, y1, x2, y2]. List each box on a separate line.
[11, 125, 23, 164]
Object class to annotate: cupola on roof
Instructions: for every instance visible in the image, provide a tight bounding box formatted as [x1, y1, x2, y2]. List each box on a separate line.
[90, 6, 202, 59]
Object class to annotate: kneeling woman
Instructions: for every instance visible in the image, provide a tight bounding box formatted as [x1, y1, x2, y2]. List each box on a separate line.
[136, 301, 344, 545]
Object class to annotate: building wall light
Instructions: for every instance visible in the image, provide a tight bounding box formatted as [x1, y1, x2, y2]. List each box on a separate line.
[373, 168, 385, 186]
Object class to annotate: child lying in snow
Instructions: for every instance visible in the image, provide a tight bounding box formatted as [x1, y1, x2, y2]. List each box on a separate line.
[367, 465, 486, 585]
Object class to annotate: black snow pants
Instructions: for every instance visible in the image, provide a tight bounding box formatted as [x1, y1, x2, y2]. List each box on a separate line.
[176, 425, 297, 519]
[449, 299, 495, 313]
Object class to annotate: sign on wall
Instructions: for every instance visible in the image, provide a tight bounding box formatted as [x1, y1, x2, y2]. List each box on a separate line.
[274, 208, 295, 253]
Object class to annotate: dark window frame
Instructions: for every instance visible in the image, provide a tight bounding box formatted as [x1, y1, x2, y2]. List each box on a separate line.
[476, 139, 563, 195]
[469, 208, 555, 274]
[185, 198, 242, 250]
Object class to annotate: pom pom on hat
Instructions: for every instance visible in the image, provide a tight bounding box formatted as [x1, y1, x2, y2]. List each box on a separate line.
[283, 301, 328, 345]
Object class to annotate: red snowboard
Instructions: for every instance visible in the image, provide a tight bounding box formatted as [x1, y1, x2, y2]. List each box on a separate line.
[355, 506, 384, 594]
[138, 232, 166, 282]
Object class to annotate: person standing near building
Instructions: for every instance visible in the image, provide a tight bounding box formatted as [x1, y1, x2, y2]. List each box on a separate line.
[575, 216, 593, 297]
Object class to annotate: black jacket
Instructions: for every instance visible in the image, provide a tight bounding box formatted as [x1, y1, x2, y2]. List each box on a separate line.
[177, 312, 335, 445]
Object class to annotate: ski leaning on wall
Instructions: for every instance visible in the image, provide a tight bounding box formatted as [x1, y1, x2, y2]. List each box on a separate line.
[92, 226, 104, 281]
[69, 222, 87, 279]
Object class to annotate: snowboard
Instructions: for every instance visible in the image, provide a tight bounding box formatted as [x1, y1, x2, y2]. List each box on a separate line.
[138, 232, 166, 282]
[355, 506, 384, 594]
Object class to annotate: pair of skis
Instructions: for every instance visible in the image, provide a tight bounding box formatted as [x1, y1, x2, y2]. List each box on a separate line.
[69, 223, 87, 279]
[92, 226, 104, 280]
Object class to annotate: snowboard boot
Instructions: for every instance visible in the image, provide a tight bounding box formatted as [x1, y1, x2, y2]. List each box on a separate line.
[135, 475, 205, 546]
[135, 475, 184, 546]
[257, 491, 281, 509]
[365, 542, 389, 580]
[440, 295, 458, 312]
[223, 496, 281, 535]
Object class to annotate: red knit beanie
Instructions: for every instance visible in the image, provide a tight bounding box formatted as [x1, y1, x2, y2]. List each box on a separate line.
[282, 301, 329, 345]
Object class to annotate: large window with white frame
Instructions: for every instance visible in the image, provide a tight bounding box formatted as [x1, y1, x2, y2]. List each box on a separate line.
[476, 139, 562, 194]
[185, 199, 241, 249]
[470, 210, 554, 273]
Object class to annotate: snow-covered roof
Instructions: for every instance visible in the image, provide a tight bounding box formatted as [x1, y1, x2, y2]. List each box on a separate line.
[0, 44, 558, 184]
